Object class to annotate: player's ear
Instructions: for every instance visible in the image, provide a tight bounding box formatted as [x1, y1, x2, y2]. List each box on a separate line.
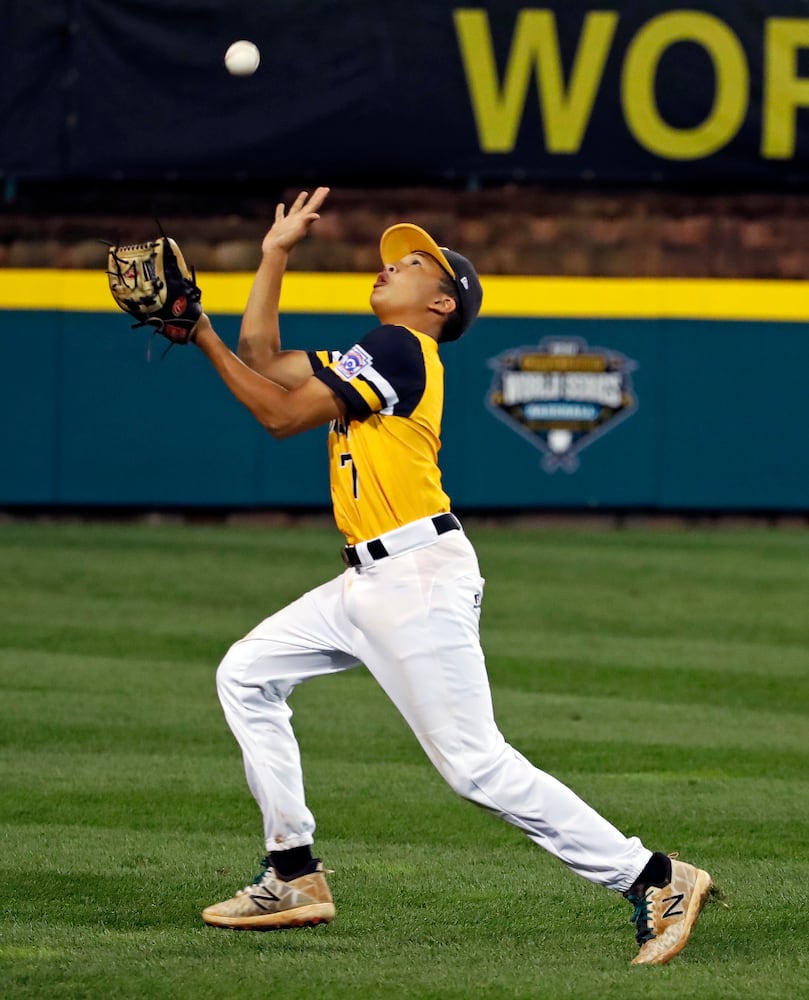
[428, 295, 457, 319]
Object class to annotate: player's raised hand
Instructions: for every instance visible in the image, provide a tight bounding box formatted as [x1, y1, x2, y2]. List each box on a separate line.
[262, 187, 330, 254]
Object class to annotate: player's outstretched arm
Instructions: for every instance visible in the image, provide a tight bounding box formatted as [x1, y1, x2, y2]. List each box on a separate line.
[238, 187, 329, 384]
[195, 313, 345, 438]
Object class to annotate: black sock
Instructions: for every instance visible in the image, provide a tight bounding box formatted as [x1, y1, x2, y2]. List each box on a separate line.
[628, 852, 672, 894]
[270, 845, 316, 881]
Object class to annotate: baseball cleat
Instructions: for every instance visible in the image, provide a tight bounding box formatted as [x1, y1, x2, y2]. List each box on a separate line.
[628, 855, 713, 965]
[201, 857, 335, 930]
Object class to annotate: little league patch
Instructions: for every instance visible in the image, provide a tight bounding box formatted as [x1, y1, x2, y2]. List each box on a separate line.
[336, 345, 374, 380]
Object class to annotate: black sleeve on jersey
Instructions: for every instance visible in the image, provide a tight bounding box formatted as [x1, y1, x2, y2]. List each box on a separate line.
[313, 325, 427, 421]
[307, 350, 341, 371]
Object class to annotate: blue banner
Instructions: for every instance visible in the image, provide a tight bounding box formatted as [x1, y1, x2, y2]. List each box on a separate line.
[3, 1, 809, 185]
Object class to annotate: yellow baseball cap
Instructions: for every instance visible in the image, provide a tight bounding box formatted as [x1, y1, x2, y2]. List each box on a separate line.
[379, 223, 483, 340]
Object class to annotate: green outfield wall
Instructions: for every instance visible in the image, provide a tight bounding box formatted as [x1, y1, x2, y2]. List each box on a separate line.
[1, 271, 807, 511]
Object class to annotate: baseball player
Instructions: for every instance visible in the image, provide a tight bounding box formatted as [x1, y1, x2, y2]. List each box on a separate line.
[189, 188, 712, 964]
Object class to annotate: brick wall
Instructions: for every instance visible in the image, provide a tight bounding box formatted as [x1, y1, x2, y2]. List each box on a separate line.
[2, 185, 809, 278]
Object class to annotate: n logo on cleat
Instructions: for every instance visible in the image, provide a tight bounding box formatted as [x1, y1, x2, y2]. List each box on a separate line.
[251, 887, 281, 911]
[662, 892, 685, 919]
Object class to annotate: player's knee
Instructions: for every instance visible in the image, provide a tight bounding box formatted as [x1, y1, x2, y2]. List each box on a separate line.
[445, 772, 478, 801]
[216, 643, 290, 708]
[215, 644, 244, 699]
[439, 759, 486, 802]
[438, 750, 507, 805]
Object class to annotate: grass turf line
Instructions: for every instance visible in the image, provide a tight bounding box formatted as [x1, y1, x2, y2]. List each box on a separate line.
[0, 521, 807, 999]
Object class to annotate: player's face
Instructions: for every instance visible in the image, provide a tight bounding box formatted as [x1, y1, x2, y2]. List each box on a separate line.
[370, 251, 451, 319]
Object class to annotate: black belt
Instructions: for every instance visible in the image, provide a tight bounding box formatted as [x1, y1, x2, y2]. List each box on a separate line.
[341, 513, 460, 567]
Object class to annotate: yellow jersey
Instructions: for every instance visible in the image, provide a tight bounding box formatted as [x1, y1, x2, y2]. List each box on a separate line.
[309, 324, 451, 544]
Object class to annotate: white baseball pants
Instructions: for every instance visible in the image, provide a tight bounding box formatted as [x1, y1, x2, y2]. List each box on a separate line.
[215, 521, 651, 893]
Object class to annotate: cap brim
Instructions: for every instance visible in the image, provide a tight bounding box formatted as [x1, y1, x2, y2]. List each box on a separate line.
[379, 224, 456, 278]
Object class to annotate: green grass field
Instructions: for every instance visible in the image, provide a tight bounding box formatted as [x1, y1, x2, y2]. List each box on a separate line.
[1, 520, 807, 999]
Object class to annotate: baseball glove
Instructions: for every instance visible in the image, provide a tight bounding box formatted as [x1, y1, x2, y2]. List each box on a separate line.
[107, 236, 202, 343]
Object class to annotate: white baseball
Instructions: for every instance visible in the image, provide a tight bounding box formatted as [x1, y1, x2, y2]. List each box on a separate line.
[225, 40, 260, 77]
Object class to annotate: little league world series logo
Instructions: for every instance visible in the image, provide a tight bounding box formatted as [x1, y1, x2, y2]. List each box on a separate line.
[486, 337, 638, 473]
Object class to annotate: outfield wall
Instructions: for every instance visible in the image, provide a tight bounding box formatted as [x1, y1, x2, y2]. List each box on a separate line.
[1, 270, 807, 511]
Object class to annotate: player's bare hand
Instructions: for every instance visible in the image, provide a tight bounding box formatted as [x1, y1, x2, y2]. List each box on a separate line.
[262, 188, 330, 254]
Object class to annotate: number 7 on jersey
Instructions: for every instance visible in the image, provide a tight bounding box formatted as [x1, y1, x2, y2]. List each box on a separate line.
[339, 452, 359, 500]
